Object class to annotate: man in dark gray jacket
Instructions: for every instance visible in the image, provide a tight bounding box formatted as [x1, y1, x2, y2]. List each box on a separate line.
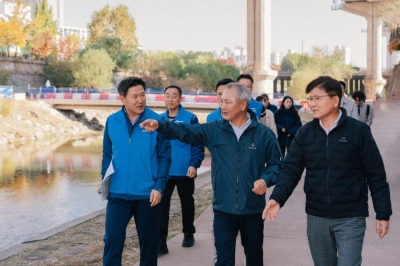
[141, 83, 282, 266]
[263, 76, 392, 266]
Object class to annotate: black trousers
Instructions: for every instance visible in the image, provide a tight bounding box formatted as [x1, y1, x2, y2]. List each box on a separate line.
[159, 178, 195, 241]
[213, 209, 264, 266]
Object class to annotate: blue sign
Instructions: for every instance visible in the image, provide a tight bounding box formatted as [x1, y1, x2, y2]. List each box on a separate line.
[0, 86, 13, 99]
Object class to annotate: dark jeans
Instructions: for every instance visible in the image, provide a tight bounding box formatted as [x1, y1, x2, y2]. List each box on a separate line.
[213, 209, 264, 266]
[307, 215, 366, 266]
[159, 178, 195, 241]
[103, 197, 160, 266]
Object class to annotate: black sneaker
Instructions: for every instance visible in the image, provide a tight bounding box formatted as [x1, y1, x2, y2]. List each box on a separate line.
[158, 240, 169, 255]
[182, 233, 195, 247]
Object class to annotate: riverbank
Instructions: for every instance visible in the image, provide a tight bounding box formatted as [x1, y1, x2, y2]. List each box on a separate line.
[0, 170, 213, 265]
[0, 99, 114, 150]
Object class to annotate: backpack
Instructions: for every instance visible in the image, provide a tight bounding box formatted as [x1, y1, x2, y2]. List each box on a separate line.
[366, 104, 370, 118]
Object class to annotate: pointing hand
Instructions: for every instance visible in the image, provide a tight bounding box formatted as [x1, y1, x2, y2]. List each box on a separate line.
[140, 119, 159, 132]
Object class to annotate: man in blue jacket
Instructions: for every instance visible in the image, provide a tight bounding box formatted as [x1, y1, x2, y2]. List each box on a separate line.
[101, 77, 171, 266]
[141, 83, 282, 266]
[263, 76, 392, 266]
[158, 85, 204, 254]
[237, 74, 264, 119]
[207, 78, 234, 122]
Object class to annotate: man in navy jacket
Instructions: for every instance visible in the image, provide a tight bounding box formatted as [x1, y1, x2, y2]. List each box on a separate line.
[101, 77, 171, 266]
[158, 85, 204, 254]
[141, 83, 281, 266]
[263, 76, 392, 266]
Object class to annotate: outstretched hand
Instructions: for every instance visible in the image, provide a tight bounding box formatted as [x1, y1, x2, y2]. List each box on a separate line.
[262, 199, 281, 222]
[140, 119, 159, 132]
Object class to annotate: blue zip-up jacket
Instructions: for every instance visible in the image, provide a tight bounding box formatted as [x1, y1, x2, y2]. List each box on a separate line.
[249, 98, 263, 119]
[157, 110, 282, 215]
[274, 109, 302, 147]
[161, 105, 204, 178]
[207, 107, 222, 122]
[101, 106, 171, 200]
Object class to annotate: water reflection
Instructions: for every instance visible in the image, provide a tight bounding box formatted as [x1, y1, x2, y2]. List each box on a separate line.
[0, 137, 106, 251]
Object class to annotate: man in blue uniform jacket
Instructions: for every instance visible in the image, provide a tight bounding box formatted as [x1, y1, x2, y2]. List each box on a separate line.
[158, 85, 204, 254]
[101, 77, 171, 266]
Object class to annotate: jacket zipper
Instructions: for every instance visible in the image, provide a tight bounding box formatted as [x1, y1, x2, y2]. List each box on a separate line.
[236, 140, 240, 214]
[326, 136, 330, 217]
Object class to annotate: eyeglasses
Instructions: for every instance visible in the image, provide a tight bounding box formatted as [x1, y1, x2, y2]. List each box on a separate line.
[306, 94, 333, 103]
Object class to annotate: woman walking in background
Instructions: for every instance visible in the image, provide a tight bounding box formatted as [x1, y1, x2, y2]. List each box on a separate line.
[274, 96, 302, 157]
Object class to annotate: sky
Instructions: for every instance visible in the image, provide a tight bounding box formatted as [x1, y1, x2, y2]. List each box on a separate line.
[64, 0, 374, 68]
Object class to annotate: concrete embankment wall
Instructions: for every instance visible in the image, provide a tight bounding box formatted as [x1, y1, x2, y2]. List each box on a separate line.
[0, 57, 46, 93]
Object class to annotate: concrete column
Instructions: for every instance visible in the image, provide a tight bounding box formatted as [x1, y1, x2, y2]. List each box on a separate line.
[245, 0, 277, 98]
[342, 1, 386, 100]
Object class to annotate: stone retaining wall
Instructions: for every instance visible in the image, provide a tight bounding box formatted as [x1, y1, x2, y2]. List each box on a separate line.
[0, 57, 46, 93]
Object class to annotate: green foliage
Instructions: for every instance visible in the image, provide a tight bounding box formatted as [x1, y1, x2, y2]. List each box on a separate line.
[72, 48, 116, 89]
[287, 47, 356, 99]
[0, 68, 10, 85]
[44, 56, 74, 87]
[88, 5, 137, 48]
[141, 50, 240, 92]
[86, 37, 136, 72]
[280, 54, 310, 71]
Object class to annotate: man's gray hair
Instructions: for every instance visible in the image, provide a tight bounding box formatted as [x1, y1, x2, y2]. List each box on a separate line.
[225, 82, 251, 107]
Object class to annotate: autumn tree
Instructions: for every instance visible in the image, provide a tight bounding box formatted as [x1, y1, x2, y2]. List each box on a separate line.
[88, 5, 137, 48]
[26, 0, 57, 58]
[287, 47, 355, 99]
[0, 20, 26, 56]
[71, 48, 116, 89]
[0, 0, 30, 56]
[56, 35, 81, 61]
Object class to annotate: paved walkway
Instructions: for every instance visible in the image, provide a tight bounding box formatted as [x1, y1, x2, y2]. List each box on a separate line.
[149, 102, 400, 266]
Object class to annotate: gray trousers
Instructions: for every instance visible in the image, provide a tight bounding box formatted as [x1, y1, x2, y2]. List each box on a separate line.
[307, 215, 366, 266]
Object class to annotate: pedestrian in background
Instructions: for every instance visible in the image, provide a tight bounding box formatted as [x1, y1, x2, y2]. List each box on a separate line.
[256, 95, 278, 137]
[207, 78, 234, 122]
[274, 95, 301, 157]
[260, 93, 278, 113]
[352, 90, 374, 127]
[158, 85, 204, 254]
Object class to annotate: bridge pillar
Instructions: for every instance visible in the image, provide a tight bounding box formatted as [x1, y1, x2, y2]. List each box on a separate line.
[342, 1, 386, 100]
[244, 0, 277, 98]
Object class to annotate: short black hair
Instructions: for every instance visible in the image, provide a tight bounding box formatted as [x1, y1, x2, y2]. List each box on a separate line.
[260, 93, 269, 100]
[164, 85, 182, 97]
[305, 76, 343, 104]
[118, 77, 146, 97]
[255, 96, 265, 102]
[352, 91, 366, 102]
[215, 78, 234, 91]
[339, 81, 346, 88]
[236, 74, 254, 84]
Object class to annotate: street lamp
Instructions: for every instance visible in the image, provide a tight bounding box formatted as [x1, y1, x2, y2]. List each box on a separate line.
[300, 39, 305, 54]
